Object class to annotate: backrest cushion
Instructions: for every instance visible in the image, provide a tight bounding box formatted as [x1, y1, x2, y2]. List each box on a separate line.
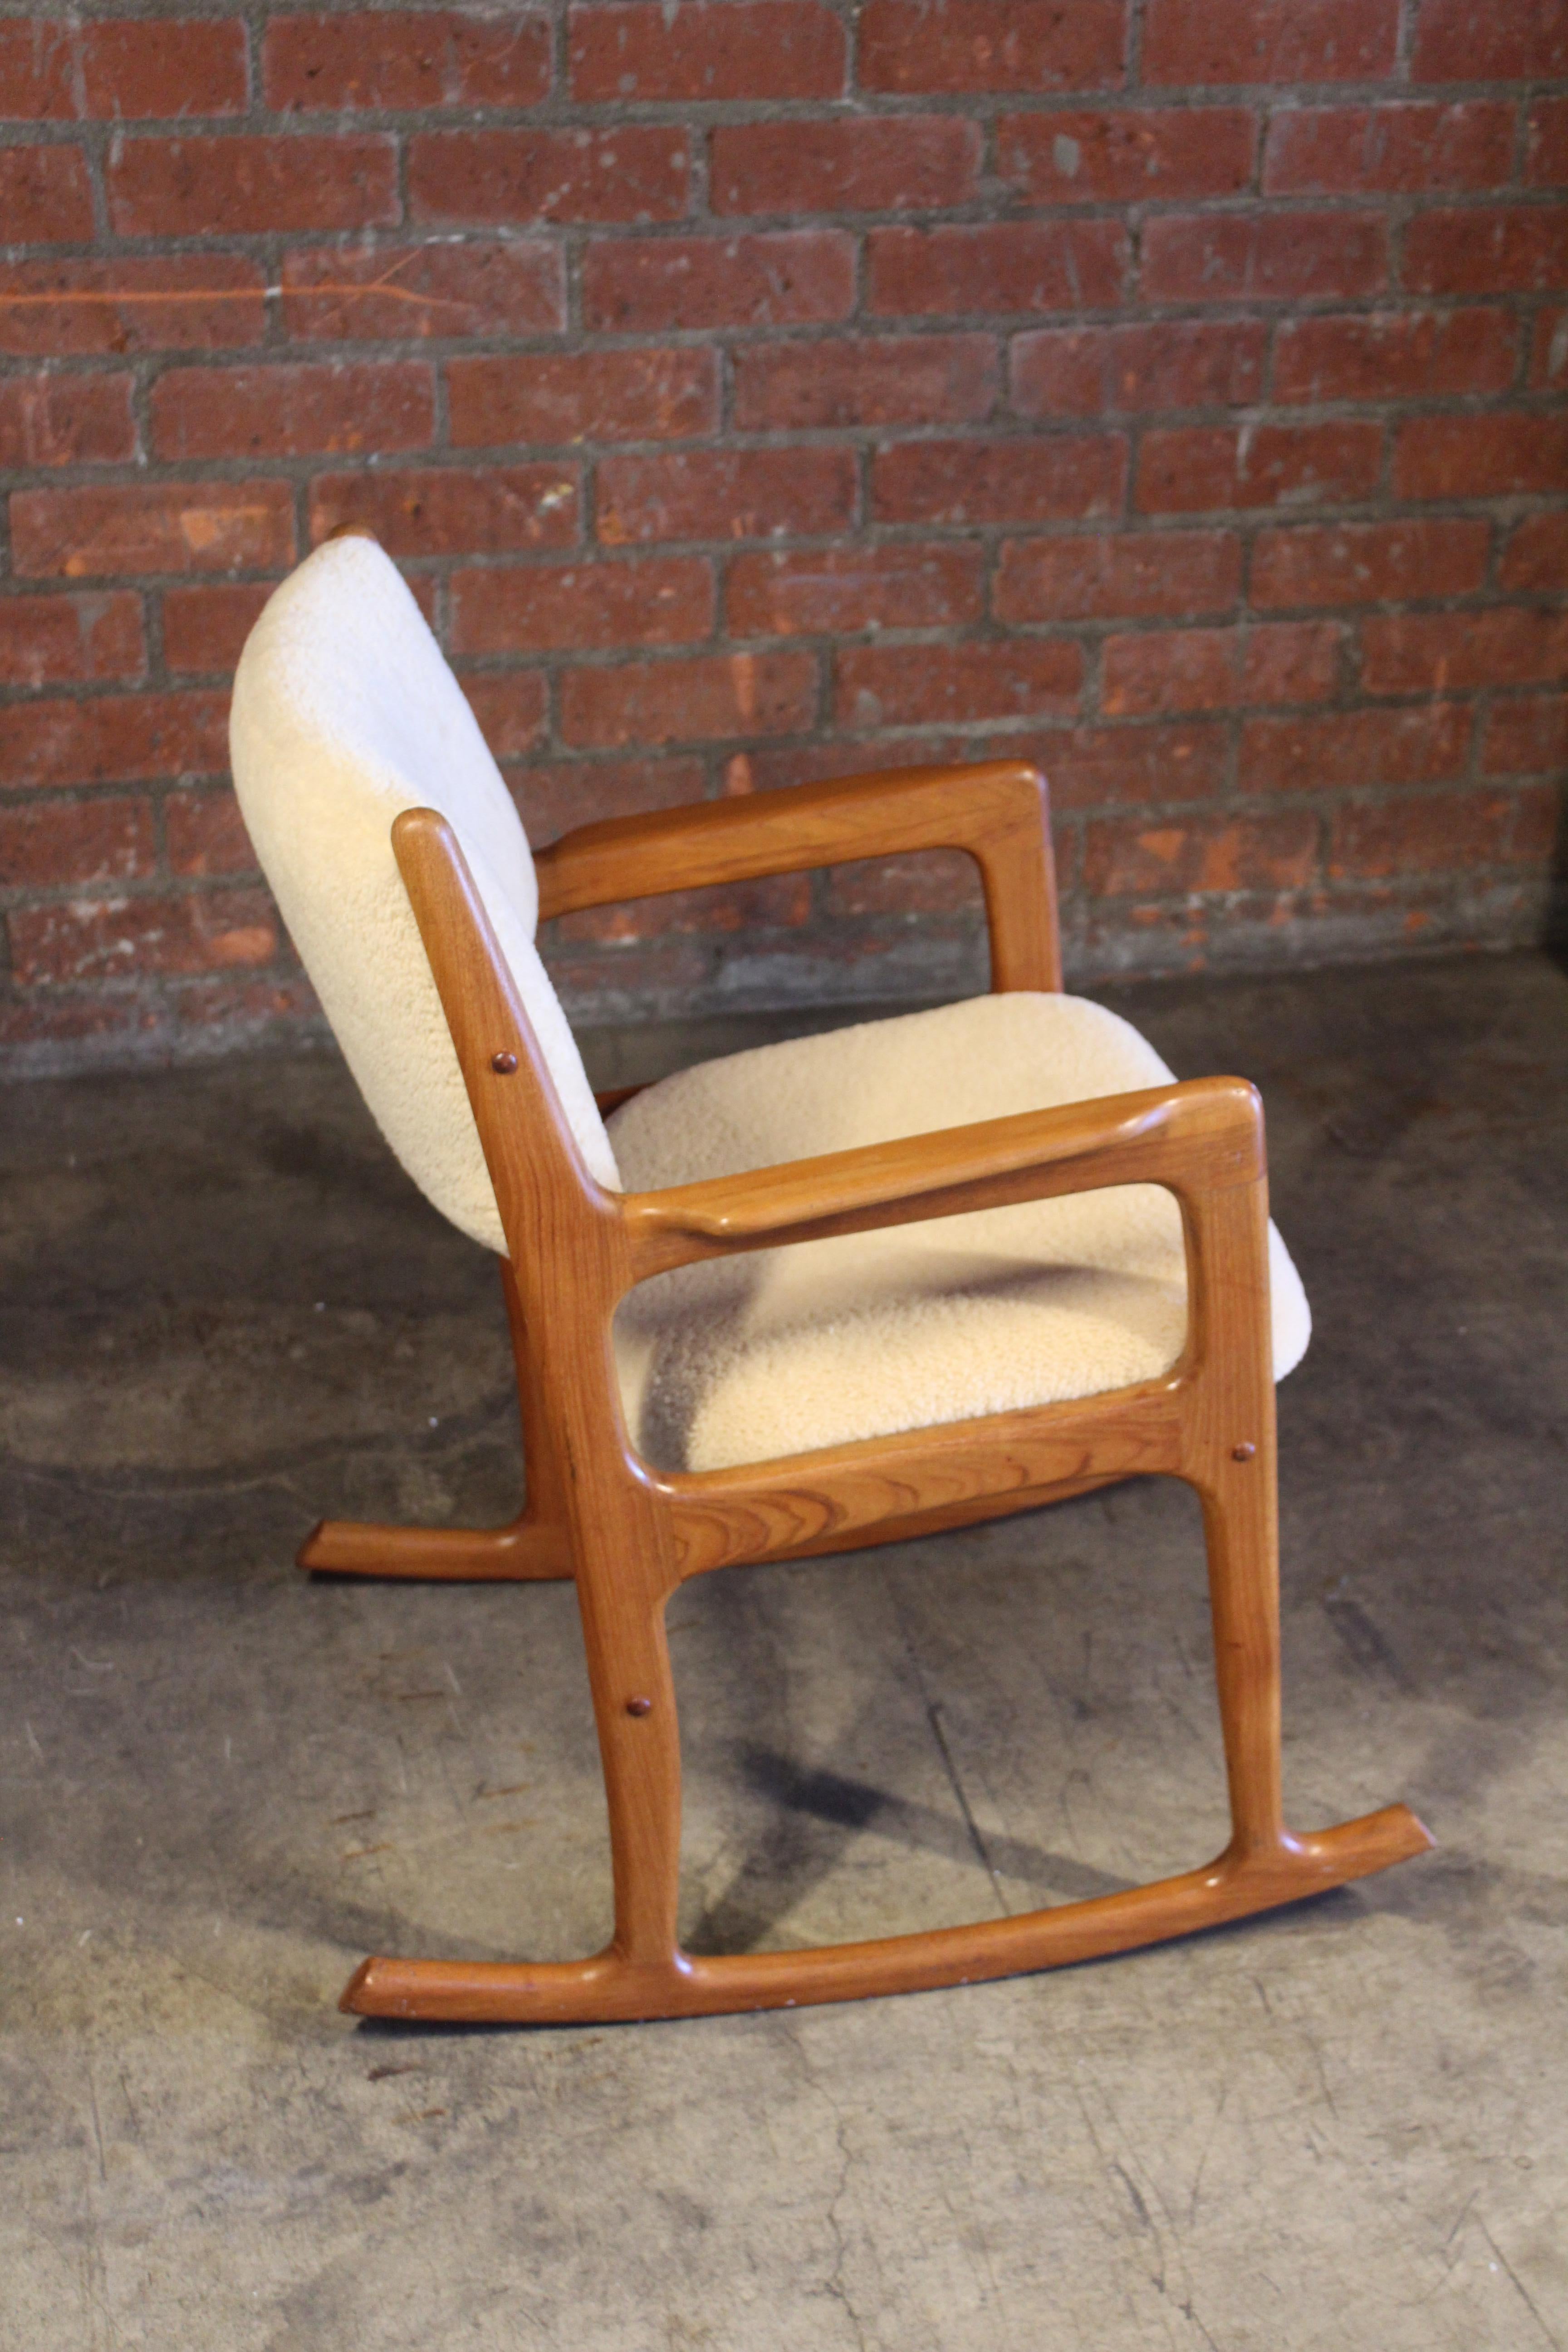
[230, 535, 620, 1254]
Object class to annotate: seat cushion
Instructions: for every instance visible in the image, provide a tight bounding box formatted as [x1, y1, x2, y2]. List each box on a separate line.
[609, 992, 1310, 1473]
[230, 535, 618, 1253]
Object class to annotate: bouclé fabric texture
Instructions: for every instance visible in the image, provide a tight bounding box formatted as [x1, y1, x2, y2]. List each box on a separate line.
[611, 993, 1310, 1472]
[229, 534, 619, 1252]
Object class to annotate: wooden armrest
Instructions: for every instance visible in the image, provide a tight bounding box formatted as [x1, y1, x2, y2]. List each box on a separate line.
[534, 760, 1062, 993]
[622, 1076, 1264, 1277]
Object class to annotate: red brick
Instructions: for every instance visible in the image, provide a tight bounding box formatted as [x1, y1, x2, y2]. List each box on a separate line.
[727, 544, 984, 637]
[1526, 98, 1568, 187]
[1103, 622, 1341, 715]
[448, 348, 716, 448]
[732, 335, 997, 430]
[1143, 0, 1396, 83]
[107, 134, 399, 237]
[858, 0, 1127, 93]
[1393, 412, 1568, 500]
[541, 936, 710, 996]
[309, 466, 579, 555]
[597, 447, 855, 545]
[151, 361, 435, 461]
[0, 257, 266, 358]
[167, 970, 324, 1035]
[1405, 207, 1568, 296]
[1411, 0, 1568, 81]
[1141, 210, 1387, 304]
[460, 672, 549, 759]
[1327, 789, 1533, 881]
[1264, 103, 1514, 195]
[1506, 781, 1563, 866]
[0, 145, 94, 244]
[11, 887, 277, 985]
[558, 651, 818, 748]
[1041, 720, 1229, 809]
[0, 795, 157, 889]
[0, 690, 229, 789]
[1362, 608, 1568, 695]
[79, 19, 249, 117]
[162, 583, 275, 676]
[1239, 703, 1472, 792]
[836, 639, 1082, 729]
[568, 1, 844, 99]
[1499, 511, 1568, 595]
[0, 992, 161, 1052]
[1137, 423, 1383, 514]
[997, 107, 1255, 201]
[165, 789, 255, 877]
[0, 20, 74, 119]
[868, 220, 1128, 316]
[1084, 809, 1319, 897]
[410, 126, 690, 226]
[516, 755, 708, 842]
[0, 591, 145, 688]
[823, 852, 983, 920]
[995, 529, 1241, 622]
[1531, 307, 1568, 388]
[0, 992, 159, 1053]
[450, 557, 714, 653]
[582, 232, 854, 331]
[711, 117, 980, 216]
[0, 373, 135, 467]
[1273, 308, 1517, 402]
[10, 481, 295, 579]
[555, 868, 812, 945]
[1482, 694, 1568, 774]
[726, 735, 965, 795]
[1009, 320, 1267, 417]
[1251, 519, 1490, 609]
[281, 240, 563, 342]
[265, 10, 550, 110]
[872, 434, 1126, 525]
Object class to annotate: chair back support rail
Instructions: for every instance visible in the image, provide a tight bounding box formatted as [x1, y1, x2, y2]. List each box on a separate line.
[329, 808, 1432, 2026]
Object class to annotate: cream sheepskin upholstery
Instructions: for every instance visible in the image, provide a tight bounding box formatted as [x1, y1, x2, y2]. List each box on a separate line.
[610, 993, 1310, 1473]
[230, 538, 1310, 1477]
[230, 534, 618, 1251]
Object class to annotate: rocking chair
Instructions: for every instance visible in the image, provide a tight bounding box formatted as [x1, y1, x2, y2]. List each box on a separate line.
[230, 531, 1431, 2024]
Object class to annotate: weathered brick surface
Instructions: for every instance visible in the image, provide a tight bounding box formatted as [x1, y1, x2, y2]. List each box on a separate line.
[0, 0, 1563, 1070]
[568, 2, 846, 103]
[264, 10, 550, 112]
[0, 373, 135, 468]
[0, 593, 145, 689]
[450, 557, 716, 652]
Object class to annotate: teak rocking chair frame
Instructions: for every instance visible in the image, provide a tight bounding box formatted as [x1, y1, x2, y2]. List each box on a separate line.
[309, 760, 1432, 2025]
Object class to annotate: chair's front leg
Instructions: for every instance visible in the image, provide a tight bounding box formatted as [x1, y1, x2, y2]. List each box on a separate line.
[574, 1524, 687, 1975]
[1181, 1173, 1292, 1862]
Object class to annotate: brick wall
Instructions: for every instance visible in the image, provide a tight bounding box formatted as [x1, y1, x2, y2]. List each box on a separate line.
[1, 0, 1565, 1072]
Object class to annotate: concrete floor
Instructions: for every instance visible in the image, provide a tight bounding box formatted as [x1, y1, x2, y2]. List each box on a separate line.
[2, 951, 1566, 2352]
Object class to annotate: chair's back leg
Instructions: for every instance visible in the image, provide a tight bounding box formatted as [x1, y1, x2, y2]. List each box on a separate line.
[1196, 1422, 1286, 1855]
[573, 1529, 685, 1969]
[1183, 1176, 1289, 1859]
